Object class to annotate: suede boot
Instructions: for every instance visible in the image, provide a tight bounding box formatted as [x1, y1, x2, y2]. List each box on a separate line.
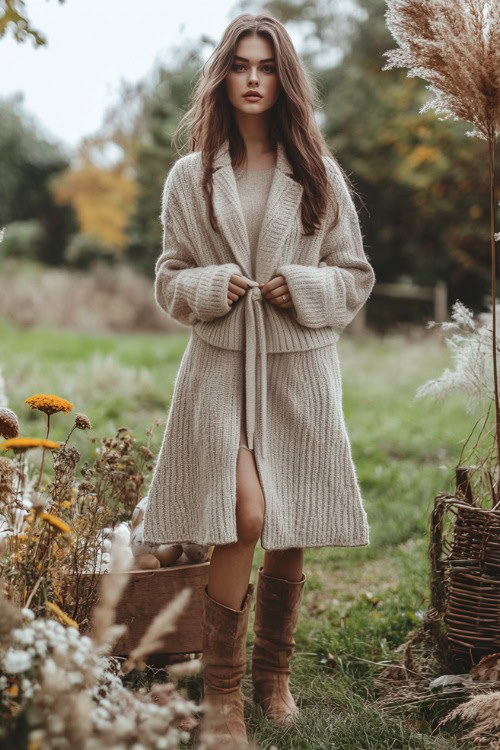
[251, 565, 306, 725]
[194, 582, 254, 750]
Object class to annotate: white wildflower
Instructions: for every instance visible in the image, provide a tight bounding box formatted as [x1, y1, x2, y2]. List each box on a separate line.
[21, 607, 35, 621]
[0, 598, 200, 748]
[114, 714, 134, 733]
[66, 626, 79, 643]
[34, 640, 47, 657]
[71, 649, 86, 667]
[3, 648, 32, 673]
[67, 670, 83, 686]
[11, 627, 35, 645]
[53, 642, 69, 657]
[21, 678, 34, 698]
[41, 657, 58, 679]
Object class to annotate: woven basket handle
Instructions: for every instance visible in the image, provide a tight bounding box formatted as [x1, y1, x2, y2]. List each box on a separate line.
[429, 494, 447, 616]
[455, 466, 474, 505]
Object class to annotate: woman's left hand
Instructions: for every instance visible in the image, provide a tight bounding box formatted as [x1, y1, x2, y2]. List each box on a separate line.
[259, 275, 295, 309]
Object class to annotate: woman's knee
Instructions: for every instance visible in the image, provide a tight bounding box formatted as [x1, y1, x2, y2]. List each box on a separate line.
[236, 509, 264, 545]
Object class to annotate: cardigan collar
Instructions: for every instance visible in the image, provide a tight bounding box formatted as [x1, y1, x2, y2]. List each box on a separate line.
[210, 139, 304, 459]
[210, 139, 304, 284]
[213, 138, 294, 176]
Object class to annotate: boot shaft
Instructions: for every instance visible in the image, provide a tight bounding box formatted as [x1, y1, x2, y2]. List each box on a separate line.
[202, 583, 254, 692]
[252, 566, 306, 674]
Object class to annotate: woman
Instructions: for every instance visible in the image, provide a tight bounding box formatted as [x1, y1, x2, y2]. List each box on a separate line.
[143, 12, 376, 749]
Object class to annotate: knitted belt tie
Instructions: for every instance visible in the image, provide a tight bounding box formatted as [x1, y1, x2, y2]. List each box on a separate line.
[244, 280, 268, 460]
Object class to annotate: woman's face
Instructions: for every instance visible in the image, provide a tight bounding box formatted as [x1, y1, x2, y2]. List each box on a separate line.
[226, 33, 280, 115]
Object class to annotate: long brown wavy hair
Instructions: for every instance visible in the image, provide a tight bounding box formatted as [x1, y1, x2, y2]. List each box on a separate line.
[172, 13, 358, 236]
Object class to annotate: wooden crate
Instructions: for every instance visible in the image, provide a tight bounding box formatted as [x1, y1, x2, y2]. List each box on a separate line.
[81, 561, 210, 666]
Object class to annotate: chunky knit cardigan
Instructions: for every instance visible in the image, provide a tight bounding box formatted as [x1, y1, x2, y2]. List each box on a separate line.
[143, 138, 376, 550]
[154, 139, 376, 459]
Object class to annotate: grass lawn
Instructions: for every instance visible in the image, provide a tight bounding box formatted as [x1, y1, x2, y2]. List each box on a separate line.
[0, 321, 477, 749]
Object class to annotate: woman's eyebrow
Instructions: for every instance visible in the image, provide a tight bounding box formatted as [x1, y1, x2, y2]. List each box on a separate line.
[234, 55, 276, 63]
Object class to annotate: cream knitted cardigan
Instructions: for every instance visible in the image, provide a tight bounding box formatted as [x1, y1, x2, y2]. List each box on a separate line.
[154, 139, 375, 459]
[143, 139, 376, 550]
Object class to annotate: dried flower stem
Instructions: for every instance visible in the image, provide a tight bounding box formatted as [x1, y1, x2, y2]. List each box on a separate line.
[35, 413, 51, 492]
[488, 128, 500, 471]
[62, 423, 77, 450]
[25, 572, 43, 609]
[122, 587, 192, 674]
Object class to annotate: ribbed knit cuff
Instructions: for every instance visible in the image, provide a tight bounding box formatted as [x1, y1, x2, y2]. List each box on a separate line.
[194, 263, 242, 321]
[277, 263, 331, 329]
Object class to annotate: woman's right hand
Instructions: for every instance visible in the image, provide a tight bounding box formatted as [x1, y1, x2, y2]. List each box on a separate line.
[227, 274, 251, 306]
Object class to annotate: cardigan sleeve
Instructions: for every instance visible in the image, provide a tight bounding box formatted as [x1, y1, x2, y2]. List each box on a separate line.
[154, 162, 242, 326]
[276, 158, 375, 333]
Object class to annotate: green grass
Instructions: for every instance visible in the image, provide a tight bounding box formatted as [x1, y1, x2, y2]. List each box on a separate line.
[0, 321, 477, 749]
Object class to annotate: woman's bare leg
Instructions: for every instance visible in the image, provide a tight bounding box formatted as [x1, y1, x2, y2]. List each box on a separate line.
[263, 548, 304, 582]
[207, 445, 265, 610]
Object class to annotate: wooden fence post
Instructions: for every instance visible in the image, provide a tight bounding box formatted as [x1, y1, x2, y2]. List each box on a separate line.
[347, 279, 448, 334]
[434, 280, 448, 323]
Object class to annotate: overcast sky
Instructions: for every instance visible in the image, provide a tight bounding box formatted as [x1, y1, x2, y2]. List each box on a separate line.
[1, 0, 282, 154]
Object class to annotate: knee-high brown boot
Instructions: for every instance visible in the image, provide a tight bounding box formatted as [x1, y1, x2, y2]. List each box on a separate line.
[251, 565, 306, 725]
[195, 582, 254, 750]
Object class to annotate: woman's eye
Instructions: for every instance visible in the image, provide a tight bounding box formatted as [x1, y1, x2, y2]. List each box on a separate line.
[231, 63, 276, 73]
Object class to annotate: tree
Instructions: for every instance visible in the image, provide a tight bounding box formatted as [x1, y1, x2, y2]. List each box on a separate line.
[124, 42, 207, 277]
[0, 0, 65, 46]
[0, 93, 77, 264]
[52, 163, 138, 253]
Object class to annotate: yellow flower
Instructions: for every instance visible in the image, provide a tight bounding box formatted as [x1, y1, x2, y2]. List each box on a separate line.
[0, 438, 61, 453]
[24, 394, 74, 416]
[61, 500, 71, 509]
[45, 601, 79, 629]
[7, 683, 19, 697]
[40, 513, 71, 535]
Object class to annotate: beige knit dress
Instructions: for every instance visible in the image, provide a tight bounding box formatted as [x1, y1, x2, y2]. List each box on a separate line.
[234, 165, 276, 452]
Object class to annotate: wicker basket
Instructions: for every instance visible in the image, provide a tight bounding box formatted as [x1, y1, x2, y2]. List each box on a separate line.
[429, 466, 500, 667]
[72, 561, 210, 666]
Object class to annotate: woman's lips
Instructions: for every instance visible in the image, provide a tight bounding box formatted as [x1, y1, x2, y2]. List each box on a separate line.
[243, 94, 263, 101]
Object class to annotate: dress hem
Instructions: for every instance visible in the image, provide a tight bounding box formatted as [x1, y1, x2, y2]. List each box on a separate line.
[141, 534, 370, 551]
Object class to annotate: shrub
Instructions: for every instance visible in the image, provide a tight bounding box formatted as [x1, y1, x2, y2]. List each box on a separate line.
[0, 220, 46, 262]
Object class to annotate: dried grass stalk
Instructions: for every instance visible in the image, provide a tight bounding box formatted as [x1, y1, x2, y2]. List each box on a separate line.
[384, 0, 500, 466]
